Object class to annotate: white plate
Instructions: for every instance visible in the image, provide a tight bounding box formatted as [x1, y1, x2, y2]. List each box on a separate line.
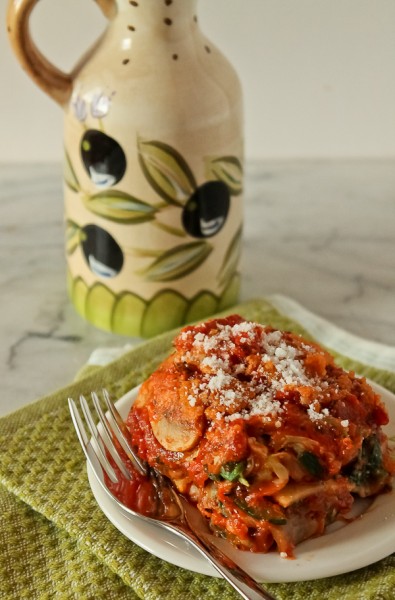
[87, 380, 395, 583]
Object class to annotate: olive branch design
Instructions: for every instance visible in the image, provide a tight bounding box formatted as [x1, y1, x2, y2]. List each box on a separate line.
[64, 136, 243, 283]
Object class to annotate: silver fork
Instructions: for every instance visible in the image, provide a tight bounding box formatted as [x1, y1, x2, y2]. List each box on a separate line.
[68, 390, 278, 600]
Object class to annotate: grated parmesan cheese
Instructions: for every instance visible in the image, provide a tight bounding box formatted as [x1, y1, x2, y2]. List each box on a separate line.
[181, 318, 336, 426]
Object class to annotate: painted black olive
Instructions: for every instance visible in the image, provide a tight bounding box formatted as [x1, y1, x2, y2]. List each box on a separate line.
[182, 181, 230, 238]
[81, 129, 126, 188]
[81, 224, 124, 277]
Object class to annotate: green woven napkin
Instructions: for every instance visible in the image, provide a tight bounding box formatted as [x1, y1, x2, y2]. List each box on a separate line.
[1, 299, 394, 600]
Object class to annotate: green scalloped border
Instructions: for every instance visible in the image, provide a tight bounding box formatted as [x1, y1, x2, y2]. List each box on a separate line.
[67, 271, 240, 338]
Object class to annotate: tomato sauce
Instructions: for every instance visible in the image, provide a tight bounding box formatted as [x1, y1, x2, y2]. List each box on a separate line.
[119, 315, 395, 556]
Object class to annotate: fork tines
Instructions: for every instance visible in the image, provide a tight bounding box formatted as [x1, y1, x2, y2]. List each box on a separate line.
[68, 390, 147, 484]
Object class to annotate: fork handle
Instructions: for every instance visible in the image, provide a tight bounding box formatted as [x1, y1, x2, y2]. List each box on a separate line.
[172, 525, 277, 600]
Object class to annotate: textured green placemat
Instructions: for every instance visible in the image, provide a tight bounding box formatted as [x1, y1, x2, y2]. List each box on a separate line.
[0, 299, 394, 600]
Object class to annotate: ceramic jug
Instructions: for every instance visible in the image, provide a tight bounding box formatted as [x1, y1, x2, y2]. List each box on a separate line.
[7, 0, 244, 337]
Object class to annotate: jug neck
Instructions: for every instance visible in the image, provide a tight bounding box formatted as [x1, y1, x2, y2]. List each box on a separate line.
[116, 0, 199, 26]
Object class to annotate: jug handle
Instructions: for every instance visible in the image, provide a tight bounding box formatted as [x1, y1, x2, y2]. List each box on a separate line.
[7, 0, 117, 106]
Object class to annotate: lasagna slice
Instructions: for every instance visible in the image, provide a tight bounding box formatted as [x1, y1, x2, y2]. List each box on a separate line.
[126, 315, 395, 556]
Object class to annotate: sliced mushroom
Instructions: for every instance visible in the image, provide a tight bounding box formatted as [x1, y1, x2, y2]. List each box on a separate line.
[143, 361, 205, 452]
[151, 413, 203, 452]
[273, 479, 352, 508]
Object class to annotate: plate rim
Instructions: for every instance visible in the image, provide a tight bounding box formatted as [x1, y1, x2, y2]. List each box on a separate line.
[87, 379, 395, 583]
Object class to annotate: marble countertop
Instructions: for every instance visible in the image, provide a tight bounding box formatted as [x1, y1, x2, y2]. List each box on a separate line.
[1, 160, 394, 416]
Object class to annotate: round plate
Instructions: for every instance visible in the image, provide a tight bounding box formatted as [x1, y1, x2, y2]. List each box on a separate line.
[87, 380, 395, 583]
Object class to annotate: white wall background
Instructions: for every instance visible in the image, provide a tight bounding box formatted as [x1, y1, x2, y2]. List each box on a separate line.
[1, 0, 395, 162]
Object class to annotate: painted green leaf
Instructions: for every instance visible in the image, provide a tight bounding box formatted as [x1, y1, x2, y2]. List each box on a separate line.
[64, 150, 80, 193]
[206, 156, 243, 196]
[218, 225, 243, 287]
[153, 220, 186, 237]
[133, 247, 163, 258]
[65, 220, 82, 255]
[140, 241, 212, 282]
[84, 190, 157, 224]
[138, 138, 197, 206]
[218, 272, 241, 311]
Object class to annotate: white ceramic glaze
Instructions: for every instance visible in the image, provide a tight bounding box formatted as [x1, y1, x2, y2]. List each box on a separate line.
[7, 0, 244, 337]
